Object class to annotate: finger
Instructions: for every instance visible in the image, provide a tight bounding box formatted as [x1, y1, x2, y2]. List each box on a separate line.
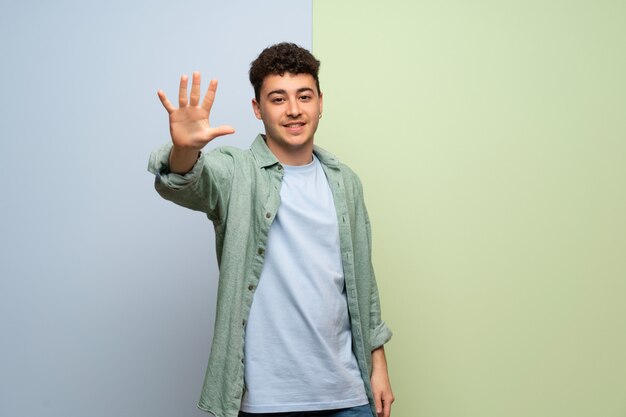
[374, 391, 383, 417]
[383, 398, 391, 417]
[178, 74, 189, 108]
[201, 79, 219, 113]
[382, 393, 394, 417]
[209, 125, 236, 139]
[189, 71, 201, 106]
[157, 90, 175, 114]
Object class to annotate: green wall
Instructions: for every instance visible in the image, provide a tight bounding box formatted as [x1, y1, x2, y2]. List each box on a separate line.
[313, 2, 626, 416]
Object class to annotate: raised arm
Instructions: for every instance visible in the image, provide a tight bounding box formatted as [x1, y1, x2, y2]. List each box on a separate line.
[157, 72, 235, 173]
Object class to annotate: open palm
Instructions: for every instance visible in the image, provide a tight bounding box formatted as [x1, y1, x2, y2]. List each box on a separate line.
[158, 72, 235, 150]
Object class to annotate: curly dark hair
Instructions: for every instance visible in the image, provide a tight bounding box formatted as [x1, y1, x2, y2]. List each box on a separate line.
[249, 42, 321, 102]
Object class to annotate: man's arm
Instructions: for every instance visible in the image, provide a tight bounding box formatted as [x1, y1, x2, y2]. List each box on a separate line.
[149, 72, 236, 217]
[371, 346, 394, 417]
[157, 72, 235, 173]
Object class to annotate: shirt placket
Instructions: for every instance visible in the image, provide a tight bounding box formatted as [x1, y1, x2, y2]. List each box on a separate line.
[237, 163, 283, 401]
[323, 165, 370, 388]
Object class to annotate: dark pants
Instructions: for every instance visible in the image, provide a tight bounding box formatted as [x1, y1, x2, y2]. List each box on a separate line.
[239, 404, 373, 417]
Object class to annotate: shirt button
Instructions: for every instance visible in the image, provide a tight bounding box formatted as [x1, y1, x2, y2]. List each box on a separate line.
[277, 165, 283, 170]
[248, 284, 255, 292]
[257, 248, 264, 256]
[265, 212, 271, 219]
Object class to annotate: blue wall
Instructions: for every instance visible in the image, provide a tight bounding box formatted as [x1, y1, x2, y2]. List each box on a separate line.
[0, 1, 311, 416]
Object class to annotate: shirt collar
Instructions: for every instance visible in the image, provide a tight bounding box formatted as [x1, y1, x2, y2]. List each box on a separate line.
[313, 144, 339, 168]
[250, 134, 279, 168]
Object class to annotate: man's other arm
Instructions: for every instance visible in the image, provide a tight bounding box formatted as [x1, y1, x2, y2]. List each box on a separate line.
[371, 345, 394, 417]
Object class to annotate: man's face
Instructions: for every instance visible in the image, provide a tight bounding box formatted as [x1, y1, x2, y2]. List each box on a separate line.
[252, 72, 323, 164]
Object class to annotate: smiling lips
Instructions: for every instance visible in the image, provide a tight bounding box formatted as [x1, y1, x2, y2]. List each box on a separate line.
[284, 121, 306, 133]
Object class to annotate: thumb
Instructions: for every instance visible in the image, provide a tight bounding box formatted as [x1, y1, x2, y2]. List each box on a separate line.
[210, 125, 236, 139]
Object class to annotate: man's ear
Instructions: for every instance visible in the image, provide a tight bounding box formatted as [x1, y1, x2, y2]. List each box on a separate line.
[319, 92, 323, 115]
[252, 98, 262, 120]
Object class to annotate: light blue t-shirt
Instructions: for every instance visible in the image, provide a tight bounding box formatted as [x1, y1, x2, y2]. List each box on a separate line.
[240, 156, 368, 413]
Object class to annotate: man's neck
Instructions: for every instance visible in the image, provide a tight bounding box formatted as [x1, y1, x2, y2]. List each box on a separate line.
[264, 137, 314, 166]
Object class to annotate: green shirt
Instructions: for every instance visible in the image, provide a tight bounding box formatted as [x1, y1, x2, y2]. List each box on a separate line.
[148, 135, 392, 417]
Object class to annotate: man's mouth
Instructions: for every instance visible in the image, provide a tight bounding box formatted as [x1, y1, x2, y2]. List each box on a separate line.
[283, 122, 306, 133]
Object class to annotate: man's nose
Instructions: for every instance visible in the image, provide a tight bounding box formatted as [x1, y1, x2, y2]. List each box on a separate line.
[286, 99, 301, 117]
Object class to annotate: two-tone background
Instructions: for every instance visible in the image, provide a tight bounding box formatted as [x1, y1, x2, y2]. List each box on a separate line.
[1, 1, 625, 416]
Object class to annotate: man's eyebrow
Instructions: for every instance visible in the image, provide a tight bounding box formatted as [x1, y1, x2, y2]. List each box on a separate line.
[267, 89, 287, 96]
[266, 87, 315, 97]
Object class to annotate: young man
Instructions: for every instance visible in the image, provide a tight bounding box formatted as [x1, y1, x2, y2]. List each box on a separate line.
[148, 43, 393, 417]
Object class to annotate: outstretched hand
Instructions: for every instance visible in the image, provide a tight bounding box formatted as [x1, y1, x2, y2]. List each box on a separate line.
[158, 72, 235, 151]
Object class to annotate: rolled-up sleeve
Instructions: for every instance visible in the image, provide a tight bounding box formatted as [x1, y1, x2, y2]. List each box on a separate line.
[148, 142, 205, 190]
[370, 320, 393, 350]
[147, 142, 234, 221]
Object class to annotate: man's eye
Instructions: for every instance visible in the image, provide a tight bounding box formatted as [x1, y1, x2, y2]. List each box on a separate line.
[299, 95, 311, 101]
[272, 97, 285, 103]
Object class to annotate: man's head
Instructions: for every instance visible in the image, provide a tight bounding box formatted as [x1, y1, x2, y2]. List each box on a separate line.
[249, 43, 323, 165]
[249, 42, 321, 102]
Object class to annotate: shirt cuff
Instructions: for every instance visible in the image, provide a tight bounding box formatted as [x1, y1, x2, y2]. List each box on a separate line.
[370, 320, 393, 350]
[147, 142, 204, 190]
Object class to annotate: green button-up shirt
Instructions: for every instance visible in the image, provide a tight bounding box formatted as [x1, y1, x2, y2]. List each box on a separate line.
[148, 135, 392, 417]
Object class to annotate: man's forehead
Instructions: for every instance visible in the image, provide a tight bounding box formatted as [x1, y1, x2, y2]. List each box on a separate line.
[261, 72, 316, 93]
